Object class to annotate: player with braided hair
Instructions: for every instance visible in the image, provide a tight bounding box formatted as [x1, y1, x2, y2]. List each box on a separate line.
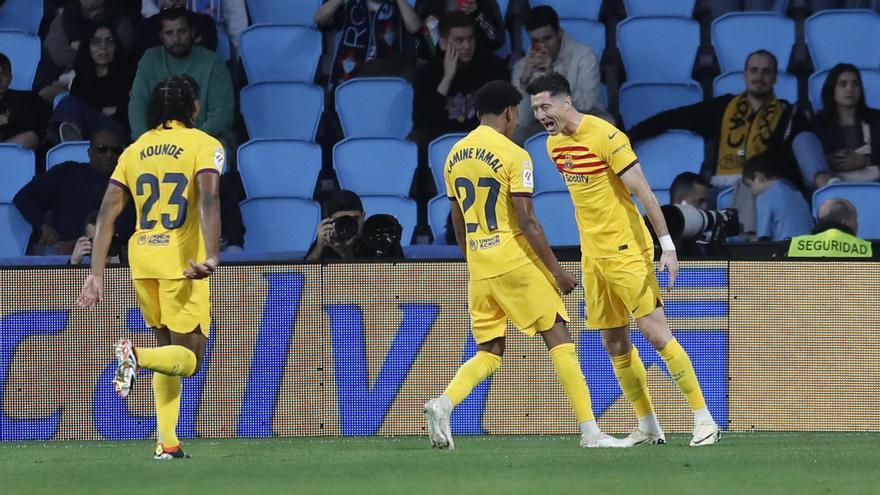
[78, 75, 224, 460]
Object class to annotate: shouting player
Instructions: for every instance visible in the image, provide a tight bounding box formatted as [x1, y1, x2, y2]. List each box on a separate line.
[423, 80, 628, 449]
[77, 75, 222, 459]
[525, 73, 720, 447]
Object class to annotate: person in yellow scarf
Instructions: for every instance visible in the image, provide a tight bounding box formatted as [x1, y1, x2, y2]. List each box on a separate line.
[628, 50, 820, 237]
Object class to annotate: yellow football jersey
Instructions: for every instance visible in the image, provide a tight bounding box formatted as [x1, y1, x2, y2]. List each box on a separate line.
[444, 125, 538, 280]
[545, 115, 653, 258]
[110, 121, 224, 279]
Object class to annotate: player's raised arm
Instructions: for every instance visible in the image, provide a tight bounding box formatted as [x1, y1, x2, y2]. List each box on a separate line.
[619, 163, 679, 287]
[512, 196, 577, 294]
[185, 168, 221, 279]
[77, 182, 129, 307]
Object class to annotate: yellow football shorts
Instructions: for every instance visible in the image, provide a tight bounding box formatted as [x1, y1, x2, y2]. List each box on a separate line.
[582, 250, 662, 330]
[133, 278, 211, 336]
[469, 261, 569, 344]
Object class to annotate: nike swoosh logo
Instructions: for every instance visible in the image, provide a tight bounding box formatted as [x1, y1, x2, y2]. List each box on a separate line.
[608, 131, 619, 139]
[693, 432, 717, 444]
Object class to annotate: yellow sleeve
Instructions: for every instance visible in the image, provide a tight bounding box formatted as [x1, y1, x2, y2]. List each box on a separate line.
[196, 134, 225, 176]
[599, 124, 639, 175]
[109, 150, 131, 191]
[444, 153, 456, 199]
[509, 149, 535, 196]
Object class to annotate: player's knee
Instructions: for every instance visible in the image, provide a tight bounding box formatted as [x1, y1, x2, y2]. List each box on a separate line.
[601, 328, 631, 356]
[477, 337, 505, 356]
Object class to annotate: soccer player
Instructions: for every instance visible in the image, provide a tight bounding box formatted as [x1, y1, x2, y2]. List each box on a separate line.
[525, 73, 720, 447]
[77, 75, 222, 459]
[423, 80, 628, 450]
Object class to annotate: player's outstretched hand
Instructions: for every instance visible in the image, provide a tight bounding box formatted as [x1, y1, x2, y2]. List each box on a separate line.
[553, 269, 578, 295]
[184, 257, 218, 279]
[659, 250, 679, 289]
[77, 274, 103, 308]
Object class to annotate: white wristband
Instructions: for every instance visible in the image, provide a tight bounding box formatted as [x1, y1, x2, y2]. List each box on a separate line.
[659, 235, 676, 252]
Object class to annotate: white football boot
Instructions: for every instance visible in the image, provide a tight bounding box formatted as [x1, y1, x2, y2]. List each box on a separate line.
[626, 428, 667, 446]
[423, 398, 454, 450]
[580, 432, 632, 448]
[113, 338, 137, 398]
[690, 421, 720, 446]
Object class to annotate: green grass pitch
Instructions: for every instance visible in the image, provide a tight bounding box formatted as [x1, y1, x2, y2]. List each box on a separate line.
[2, 433, 877, 495]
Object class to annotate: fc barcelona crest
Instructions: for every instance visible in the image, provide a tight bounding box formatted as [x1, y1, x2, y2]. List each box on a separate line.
[564, 154, 574, 168]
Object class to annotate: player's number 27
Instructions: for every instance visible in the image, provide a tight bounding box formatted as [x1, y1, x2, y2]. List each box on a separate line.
[455, 177, 500, 233]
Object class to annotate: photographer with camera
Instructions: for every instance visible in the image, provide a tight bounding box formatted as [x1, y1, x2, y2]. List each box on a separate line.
[305, 190, 405, 261]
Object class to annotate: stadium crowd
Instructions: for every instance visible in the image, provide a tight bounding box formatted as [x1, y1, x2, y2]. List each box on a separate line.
[1, 0, 879, 258]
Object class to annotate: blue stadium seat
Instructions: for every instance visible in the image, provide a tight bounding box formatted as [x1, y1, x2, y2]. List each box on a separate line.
[0, 203, 30, 256]
[238, 140, 321, 199]
[812, 183, 880, 239]
[809, 68, 880, 112]
[46, 141, 89, 170]
[618, 81, 703, 128]
[712, 12, 795, 74]
[428, 133, 466, 195]
[617, 17, 700, 82]
[240, 25, 321, 83]
[623, 0, 696, 17]
[0, 0, 43, 34]
[529, 0, 602, 20]
[240, 82, 323, 140]
[713, 71, 798, 102]
[533, 191, 579, 246]
[634, 131, 704, 200]
[333, 138, 417, 196]
[523, 132, 567, 194]
[428, 195, 450, 243]
[0, 30, 40, 90]
[52, 91, 68, 109]
[240, 197, 320, 253]
[523, 19, 605, 59]
[717, 186, 734, 210]
[0, 144, 33, 202]
[805, 10, 880, 71]
[335, 78, 413, 139]
[361, 195, 418, 246]
[245, 0, 323, 25]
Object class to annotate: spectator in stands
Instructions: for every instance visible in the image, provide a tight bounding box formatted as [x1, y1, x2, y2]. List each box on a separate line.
[811, 63, 880, 184]
[13, 128, 130, 255]
[785, 198, 874, 258]
[414, 0, 505, 59]
[305, 190, 404, 260]
[512, 5, 610, 144]
[0, 53, 51, 150]
[68, 210, 123, 264]
[133, 0, 217, 61]
[628, 50, 822, 237]
[669, 172, 711, 210]
[141, 0, 248, 55]
[48, 22, 134, 143]
[43, 0, 136, 87]
[315, 0, 422, 87]
[410, 12, 508, 149]
[128, 7, 234, 140]
[742, 153, 814, 241]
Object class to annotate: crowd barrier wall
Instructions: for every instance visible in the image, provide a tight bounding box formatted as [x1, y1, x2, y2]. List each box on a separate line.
[1, 260, 878, 441]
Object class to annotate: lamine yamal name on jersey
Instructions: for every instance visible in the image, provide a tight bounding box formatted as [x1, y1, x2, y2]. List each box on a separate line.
[447, 147, 503, 173]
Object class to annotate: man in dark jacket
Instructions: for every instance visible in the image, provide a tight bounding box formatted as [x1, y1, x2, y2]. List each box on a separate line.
[13, 128, 133, 254]
[409, 11, 509, 150]
[627, 50, 823, 236]
[0, 53, 50, 150]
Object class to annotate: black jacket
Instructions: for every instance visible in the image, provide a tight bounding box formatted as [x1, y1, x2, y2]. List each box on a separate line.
[411, 51, 509, 135]
[813, 107, 880, 166]
[628, 94, 810, 189]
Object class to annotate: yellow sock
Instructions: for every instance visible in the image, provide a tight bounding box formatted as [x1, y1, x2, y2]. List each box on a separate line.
[610, 346, 655, 418]
[153, 372, 181, 448]
[658, 338, 706, 411]
[549, 343, 595, 423]
[443, 351, 501, 406]
[136, 346, 197, 377]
